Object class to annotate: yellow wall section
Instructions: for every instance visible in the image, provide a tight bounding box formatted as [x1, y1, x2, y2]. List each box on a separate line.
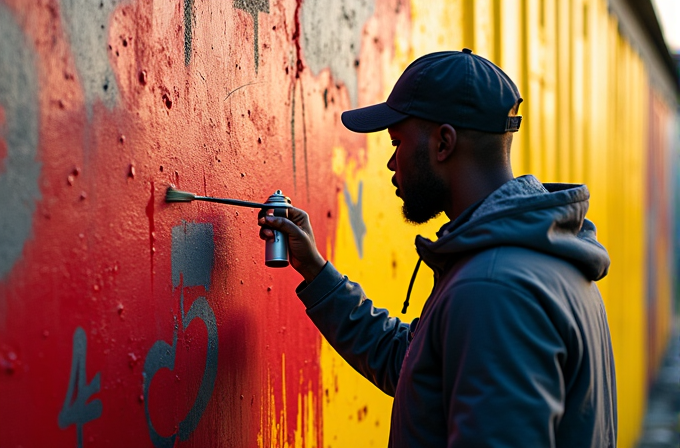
[322, 4, 463, 446]
[321, 1, 674, 447]
[259, 354, 319, 448]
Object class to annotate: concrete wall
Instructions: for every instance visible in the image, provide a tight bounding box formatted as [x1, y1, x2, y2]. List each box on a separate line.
[0, 0, 353, 445]
[0, 1, 677, 447]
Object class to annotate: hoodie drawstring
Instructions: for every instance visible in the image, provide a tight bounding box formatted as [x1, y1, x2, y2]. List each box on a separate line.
[402, 257, 422, 314]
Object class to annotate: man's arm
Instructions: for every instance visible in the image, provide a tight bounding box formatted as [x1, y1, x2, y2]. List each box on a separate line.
[440, 281, 567, 448]
[298, 261, 410, 396]
[259, 207, 410, 395]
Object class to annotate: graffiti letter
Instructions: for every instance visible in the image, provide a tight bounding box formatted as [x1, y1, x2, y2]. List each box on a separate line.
[344, 181, 366, 258]
[143, 222, 218, 447]
[58, 327, 103, 448]
[234, 0, 270, 72]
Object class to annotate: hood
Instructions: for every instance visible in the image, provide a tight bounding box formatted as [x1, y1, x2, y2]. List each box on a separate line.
[415, 175, 610, 281]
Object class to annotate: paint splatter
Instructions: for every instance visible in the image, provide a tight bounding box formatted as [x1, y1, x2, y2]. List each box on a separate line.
[343, 181, 366, 258]
[0, 5, 41, 281]
[301, 0, 374, 106]
[234, 0, 270, 73]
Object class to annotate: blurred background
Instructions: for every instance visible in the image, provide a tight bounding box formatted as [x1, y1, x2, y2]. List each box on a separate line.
[0, 0, 678, 447]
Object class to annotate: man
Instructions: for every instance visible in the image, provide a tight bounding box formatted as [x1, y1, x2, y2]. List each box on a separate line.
[259, 50, 617, 447]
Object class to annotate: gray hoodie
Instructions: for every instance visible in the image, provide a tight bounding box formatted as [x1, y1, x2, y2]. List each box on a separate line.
[297, 175, 617, 447]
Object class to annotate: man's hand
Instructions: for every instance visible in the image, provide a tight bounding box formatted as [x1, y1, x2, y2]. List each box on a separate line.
[258, 207, 326, 283]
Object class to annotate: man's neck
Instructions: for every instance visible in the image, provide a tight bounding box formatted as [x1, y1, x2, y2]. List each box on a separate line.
[444, 168, 514, 221]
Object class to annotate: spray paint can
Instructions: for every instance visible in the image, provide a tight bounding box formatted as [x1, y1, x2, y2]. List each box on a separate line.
[264, 190, 290, 268]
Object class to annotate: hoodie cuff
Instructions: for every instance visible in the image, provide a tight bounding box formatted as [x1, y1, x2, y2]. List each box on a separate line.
[296, 261, 346, 309]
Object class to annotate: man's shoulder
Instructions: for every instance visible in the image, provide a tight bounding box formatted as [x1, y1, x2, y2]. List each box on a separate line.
[447, 245, 587, 290]
[428, 246, 594, 333]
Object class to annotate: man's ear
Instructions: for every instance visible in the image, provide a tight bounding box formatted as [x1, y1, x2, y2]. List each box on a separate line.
[436, 124, 456, 162]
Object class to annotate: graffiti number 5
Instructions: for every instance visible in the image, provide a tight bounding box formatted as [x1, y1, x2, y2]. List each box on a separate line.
[143, 295, 218, 448]
[58, 327, 103, 448]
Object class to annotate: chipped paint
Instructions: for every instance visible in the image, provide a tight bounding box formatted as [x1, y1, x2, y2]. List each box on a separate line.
[301, 0, 374, 106]
[59, 0, 120, 113]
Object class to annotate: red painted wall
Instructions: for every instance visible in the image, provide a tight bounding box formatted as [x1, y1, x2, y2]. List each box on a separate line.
[0, 0, 389, 445]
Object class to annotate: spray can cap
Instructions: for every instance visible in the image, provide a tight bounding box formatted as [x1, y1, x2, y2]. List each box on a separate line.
[265, 190, 291, 205]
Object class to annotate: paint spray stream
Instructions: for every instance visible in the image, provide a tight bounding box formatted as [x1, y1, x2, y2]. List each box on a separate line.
[164, 186, 292, 267]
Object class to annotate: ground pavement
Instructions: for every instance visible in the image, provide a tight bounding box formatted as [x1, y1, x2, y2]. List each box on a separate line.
[637, 322, 680, 448]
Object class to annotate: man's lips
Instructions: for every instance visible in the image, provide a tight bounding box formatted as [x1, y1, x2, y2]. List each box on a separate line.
[392, 177, 400, 197]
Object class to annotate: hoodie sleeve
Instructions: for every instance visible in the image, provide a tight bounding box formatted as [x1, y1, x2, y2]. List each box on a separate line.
[297, 262, 410, 396]
[440, 280, 566, 448]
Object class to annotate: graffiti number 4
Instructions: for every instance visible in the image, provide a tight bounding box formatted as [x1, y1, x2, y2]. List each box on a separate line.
[58, 327, 103, 448]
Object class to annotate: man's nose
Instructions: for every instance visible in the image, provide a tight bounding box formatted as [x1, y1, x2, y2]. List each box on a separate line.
[387, 151, 396, 171]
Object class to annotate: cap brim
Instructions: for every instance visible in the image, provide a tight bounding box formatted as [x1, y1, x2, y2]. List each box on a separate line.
[341, 103, 409, 133]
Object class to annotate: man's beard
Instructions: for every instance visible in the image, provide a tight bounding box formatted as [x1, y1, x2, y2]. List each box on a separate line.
[401, 144, 448, 224]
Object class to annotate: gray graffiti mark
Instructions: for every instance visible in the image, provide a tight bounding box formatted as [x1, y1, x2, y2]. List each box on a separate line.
[171, 222, 215, 290]
[234, 0, 270, 73]
[58, 327, 103, 448]
[178, 294, 218, 439]
[184, 0, 194, 65]
[301, 0, 374, 107]
[143, 295, 218, 448]
[344, 181, 366, 258]
[0, 5, 41, 283]
[144, 222, 218, 448]
[60, 0, 120, 115]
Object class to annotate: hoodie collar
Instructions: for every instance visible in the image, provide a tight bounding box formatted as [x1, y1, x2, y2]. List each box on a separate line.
[415, 175, 610, 281]
[438, 175, 550, 236]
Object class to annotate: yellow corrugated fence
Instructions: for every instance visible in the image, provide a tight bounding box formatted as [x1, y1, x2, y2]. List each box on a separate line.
[324, 1, 676, 448]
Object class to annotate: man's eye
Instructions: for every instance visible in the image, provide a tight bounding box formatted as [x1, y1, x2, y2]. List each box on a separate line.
[391, 140, 400, 147]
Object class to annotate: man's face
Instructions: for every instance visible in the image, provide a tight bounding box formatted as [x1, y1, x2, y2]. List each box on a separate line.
[387, 118, 448, 224]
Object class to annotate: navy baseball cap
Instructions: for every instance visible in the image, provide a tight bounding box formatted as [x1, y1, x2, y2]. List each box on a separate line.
[341, 49, 523, 133]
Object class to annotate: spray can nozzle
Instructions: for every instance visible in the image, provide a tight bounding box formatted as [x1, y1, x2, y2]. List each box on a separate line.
[263, 190, 291, 268]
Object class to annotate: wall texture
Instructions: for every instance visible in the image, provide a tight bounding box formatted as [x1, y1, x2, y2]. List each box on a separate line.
[0, 1, 676, 448]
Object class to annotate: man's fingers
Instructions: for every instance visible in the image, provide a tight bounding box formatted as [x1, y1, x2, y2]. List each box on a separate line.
[257, 207, 314, 244]
[286, 207, 309, 224]
[259, 227, 274, 240]
[262, 215, 305, 237]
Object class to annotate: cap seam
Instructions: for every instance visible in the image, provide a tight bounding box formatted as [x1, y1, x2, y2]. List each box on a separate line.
[463, 53, 473, 126]
[479, 56, 514, 131]
[407, 62, 431, 112]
